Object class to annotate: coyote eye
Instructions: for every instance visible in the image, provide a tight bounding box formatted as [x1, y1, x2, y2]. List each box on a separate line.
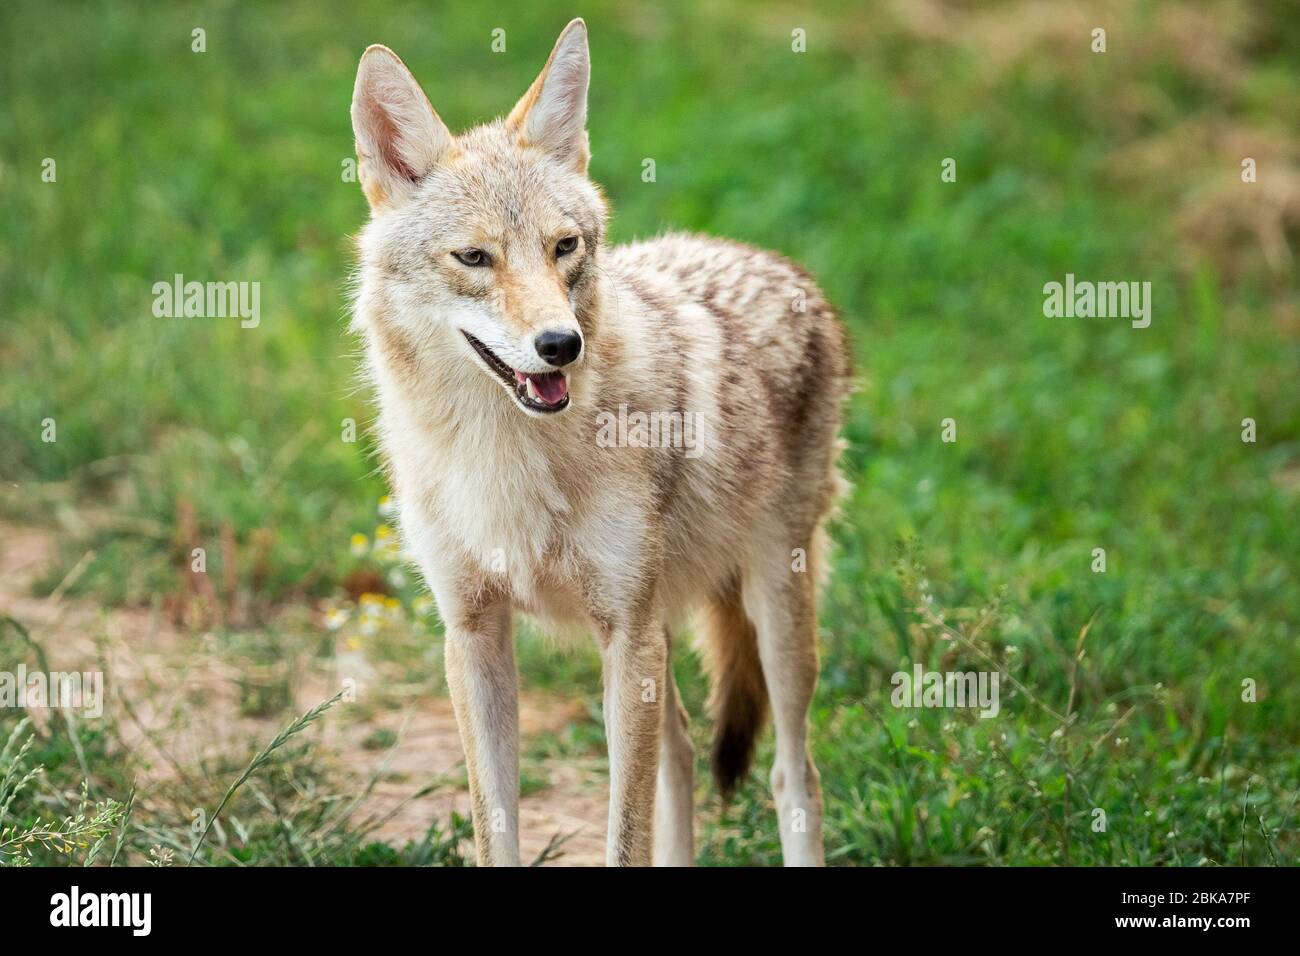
[452, 248, 490, 267]
[555, 236, 579, 257]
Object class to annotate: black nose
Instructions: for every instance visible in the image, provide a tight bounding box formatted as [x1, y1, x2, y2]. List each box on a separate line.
[534, 329, 582, 367]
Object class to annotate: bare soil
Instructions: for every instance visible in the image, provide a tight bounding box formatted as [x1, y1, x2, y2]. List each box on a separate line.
[0, 522, 608, 866]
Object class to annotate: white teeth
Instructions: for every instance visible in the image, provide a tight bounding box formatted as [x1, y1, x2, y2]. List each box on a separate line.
[525, 377, 540, 402]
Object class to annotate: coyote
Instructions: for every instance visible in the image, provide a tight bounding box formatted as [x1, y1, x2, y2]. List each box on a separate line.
[348, 19, 850, 866]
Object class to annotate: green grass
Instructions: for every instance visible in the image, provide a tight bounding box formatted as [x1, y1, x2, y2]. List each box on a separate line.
[1, 0, 1298, 865]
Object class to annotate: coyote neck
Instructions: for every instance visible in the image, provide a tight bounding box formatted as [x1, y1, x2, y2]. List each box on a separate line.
[368, 277, 625, 579]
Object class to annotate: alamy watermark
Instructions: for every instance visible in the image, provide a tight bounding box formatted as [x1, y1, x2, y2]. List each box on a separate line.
[152, 273, 260, 328]
[1042, 273, 1151, 328]
[891, 663, 999, 718]
[595, 404, 708, 459]
[1, 665, 104, 718]
[50, 886, 151, 936]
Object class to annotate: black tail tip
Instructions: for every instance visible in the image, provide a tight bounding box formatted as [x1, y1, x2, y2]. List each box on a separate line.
[711, 722, 758, 802]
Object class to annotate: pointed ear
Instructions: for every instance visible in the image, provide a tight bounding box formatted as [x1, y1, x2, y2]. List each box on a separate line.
[351, 45, 454, 210]
[506, 19, 590, 173]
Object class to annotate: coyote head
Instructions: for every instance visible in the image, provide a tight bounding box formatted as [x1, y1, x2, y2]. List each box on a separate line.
[350, 19, 605, 417]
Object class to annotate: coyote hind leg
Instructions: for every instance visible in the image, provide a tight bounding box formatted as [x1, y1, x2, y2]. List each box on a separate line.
[742, 533, 825, 867]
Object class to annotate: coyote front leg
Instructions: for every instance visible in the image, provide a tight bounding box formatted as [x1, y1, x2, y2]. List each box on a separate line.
[654, 631, 695, 866]
[602, 619, 667, 866]
[442, 597, 520, 867]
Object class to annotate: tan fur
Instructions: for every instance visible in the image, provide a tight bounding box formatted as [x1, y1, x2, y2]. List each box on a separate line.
[348, 19, 850, 866]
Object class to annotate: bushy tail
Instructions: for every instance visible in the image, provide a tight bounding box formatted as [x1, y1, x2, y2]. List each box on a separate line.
[698, 578, 767, 800]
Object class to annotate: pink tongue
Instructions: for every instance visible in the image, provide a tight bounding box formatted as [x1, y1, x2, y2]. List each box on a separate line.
[531, 373, 568, 404]
[515, 370, 568, 405]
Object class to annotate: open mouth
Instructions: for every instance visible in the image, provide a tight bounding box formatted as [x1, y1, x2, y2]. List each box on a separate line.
[462, 331, 570, 413]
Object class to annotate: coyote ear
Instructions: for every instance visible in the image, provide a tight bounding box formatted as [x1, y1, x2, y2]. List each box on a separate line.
[351, 45, 454, 210]
[506, 19, 590, 173]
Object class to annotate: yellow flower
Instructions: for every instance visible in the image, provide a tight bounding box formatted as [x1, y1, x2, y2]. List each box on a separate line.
[350, 533, 368, 557]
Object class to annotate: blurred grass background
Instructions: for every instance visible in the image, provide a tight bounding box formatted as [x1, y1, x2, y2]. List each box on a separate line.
[0, 0, 1297, 865]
